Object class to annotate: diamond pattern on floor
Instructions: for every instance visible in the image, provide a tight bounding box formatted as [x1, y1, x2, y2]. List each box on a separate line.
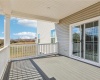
[9, 60, 43, 80]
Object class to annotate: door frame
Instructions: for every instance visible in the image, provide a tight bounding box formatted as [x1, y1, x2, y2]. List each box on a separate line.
[69, 16, 100, 66]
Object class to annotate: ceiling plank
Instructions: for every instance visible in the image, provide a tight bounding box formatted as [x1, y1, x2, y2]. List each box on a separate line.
[12, 11, 59, 23]
[0, 0, 11, 15]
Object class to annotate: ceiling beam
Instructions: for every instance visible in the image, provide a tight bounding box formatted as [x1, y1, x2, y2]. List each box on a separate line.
[12, 11, 59, 23]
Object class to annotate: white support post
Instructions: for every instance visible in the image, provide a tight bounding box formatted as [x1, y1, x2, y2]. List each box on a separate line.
[4, 15, 10, 47]
[4, 15, 10, 61]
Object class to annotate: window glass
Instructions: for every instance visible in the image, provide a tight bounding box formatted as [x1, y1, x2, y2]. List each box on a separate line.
[85, 21, 98, 62]
[51, 29, 56, 38]
[72, 26, 80, 57]
[38, 34, 40, 43]
[38, 34, 40, 39]
[51, 29, 56, 43]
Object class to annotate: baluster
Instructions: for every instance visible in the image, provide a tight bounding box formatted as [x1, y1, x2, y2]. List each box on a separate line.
[45, 44, 46, 54]
[24, 46, 25, 57]
[14, 46, 15, 58]
[34, 45, 35, 56]
[22, 45, 23, 57]
[53, 44, 54, 53]
[44, 44, 46, 54]
[50, 44, 51, 53]
[46, 44, 47, 54]
[52, 44, 53, 53]
[38, 44, 39, 56]
[10, 46, 12, 58]
[30, 45, 33, 55]
[17, 46, 18, 58]
[48, 44, 50, 53]
[41, 45, 42, 54]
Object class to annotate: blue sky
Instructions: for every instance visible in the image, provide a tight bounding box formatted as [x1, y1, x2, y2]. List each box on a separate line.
[0, 15, 37, 39]
[0, 15, 4, 39]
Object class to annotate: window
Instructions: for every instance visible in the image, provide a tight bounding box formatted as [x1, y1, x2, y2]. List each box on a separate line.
[51, 29, 56, 43]
[38, 34, 40, 43]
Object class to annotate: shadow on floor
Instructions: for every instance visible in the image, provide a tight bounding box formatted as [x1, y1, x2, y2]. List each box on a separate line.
[3, 57, 56, 80]
[30, 58, 56, 80]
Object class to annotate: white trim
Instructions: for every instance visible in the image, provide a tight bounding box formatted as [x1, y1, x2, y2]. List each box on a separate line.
[71, 55, 100, 66]
[69, 25, 72, 57]
[84, 24, 85, 58]
[98, 18, 100, 63]
[79, 25, 81, 57]
[69, 16, 100, 66]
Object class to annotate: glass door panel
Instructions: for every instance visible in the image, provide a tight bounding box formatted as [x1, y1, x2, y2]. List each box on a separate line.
[72, 26, 81, 57]
[85, 21, 98, 62]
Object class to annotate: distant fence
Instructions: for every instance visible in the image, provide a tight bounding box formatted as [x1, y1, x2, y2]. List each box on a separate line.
[10, 42, 58, 60]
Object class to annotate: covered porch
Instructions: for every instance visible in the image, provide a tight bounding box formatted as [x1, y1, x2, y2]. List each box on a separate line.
[0, 0, 100, 80]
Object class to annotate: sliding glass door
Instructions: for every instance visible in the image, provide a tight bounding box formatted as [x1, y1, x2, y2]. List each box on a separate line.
[72, 21, 99, 62]
[85, 21, 98, 62]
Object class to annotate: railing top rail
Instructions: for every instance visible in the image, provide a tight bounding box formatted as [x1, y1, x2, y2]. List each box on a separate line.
[10, 44, 36, 47]
[39, 43, 57, 45]
[10, 42, 58, 47]
[0, 46, 9, 52]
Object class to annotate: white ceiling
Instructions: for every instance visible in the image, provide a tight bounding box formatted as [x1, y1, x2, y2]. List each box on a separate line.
[0, 0, 100, 22]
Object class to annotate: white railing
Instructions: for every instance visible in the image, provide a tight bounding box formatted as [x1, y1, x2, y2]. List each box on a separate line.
[10, 44, 36, 59]
[10, 42, 58, 59]
[38, 43, 58, 55]
[0, 46, 10, 80]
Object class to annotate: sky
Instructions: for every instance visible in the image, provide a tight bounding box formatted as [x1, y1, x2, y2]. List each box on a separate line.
[0, 15, 37, 39]
[73, 26, 98, 36]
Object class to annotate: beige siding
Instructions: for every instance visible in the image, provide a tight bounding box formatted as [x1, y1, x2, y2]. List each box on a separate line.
[37, 21, 55, 44]
[56, 2, 100, 56]
[59, 2, 100, 25]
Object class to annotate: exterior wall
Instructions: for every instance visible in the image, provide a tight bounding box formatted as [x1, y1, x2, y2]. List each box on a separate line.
[55, 2, 100, 56]
[55, 24, 69, 56]
[37, 20, 57, 44]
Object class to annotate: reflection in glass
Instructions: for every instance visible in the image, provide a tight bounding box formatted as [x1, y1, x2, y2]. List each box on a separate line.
[85, 21, 98, 62]
[72, 26, 80, 57]
[51, 29, 56, 43]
